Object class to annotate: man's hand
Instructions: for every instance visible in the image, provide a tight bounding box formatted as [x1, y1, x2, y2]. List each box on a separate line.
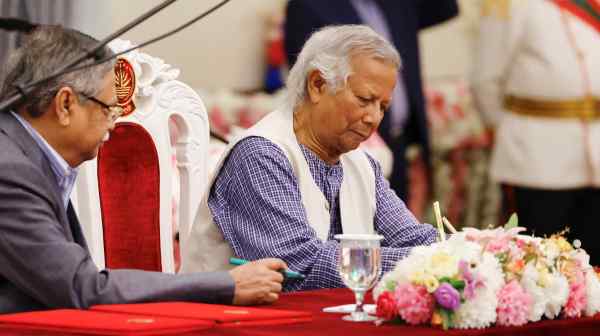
[229, 258, 286, 305]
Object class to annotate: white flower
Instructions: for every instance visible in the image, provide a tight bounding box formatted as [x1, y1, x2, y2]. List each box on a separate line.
[517, 234, 541, 244]
[454, 253, 503, 329]
[446, 235, 483, 261]
[540, 240, 561, 264]
[479, 253, 505, 294]
[543, 273, 569, 319]
[573, 249, 592, 270]
[454, 288, 497, 329]
[584, 270, 600, 317]
[520, 262, 547, 322]
[427, 252, 458, 278]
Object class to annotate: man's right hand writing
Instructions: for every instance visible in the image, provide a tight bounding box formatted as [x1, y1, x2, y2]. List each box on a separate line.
[229, 258, 286, 305]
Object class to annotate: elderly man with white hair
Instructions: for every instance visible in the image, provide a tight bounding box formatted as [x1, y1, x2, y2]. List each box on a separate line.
[182, 25, 437, 291]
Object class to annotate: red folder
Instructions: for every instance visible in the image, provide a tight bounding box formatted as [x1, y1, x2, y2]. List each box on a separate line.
[92, 302, 312, 327]
[0, 309, 214, 335]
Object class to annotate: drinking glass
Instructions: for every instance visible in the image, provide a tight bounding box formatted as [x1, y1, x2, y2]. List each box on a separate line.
[335, 234, 383, 322]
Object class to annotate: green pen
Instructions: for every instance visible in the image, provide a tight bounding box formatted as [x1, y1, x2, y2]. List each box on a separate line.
[229, 257, 306, 280]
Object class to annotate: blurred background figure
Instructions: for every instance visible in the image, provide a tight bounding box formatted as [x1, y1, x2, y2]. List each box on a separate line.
[472, 0, 600, 264]
[284, 0, 459, 203]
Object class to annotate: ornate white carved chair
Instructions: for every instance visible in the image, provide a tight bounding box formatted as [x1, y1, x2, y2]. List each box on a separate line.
[72, 40, 209, 273]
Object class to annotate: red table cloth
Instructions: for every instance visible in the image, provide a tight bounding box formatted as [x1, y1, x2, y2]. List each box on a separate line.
[1, 288, 599, 335]
[216, 288, 600, 336]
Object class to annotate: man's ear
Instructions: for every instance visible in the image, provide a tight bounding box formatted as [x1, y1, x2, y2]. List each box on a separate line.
[306, 70, 327, 104]
[53, 87, 76, 126]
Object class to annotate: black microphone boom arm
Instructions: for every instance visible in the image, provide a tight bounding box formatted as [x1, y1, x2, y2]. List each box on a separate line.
[1, 0, 232, 115]
[0, 0, 179, 113]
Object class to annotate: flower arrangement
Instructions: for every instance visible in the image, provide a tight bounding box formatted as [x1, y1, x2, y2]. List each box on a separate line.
[373, 215, 600, 329]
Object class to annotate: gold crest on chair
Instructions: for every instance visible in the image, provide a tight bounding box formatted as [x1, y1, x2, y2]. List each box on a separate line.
[115, 58, 136, 117]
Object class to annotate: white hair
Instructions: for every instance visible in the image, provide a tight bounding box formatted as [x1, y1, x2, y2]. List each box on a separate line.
[286, 24, 401, 110]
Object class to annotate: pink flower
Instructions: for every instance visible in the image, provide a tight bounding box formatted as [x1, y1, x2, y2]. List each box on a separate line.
[459, 260, 484, 300]
[394, 284, 435, 325]
[496, 280, 532, 326]
[563, 268, 587, 318]
[485, 236, 510, 255]
[375, 291, 397, 320]
[507, 242, 526, 261]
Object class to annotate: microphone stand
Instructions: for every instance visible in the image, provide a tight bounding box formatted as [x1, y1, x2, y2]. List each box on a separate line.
[0, 0, 178, 113]
[0, 17, 37, 32]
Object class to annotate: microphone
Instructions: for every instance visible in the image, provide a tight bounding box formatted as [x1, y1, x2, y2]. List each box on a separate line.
[0, 0, 231, 114]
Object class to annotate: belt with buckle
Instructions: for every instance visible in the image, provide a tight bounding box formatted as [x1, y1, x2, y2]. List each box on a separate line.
[504, 95, 600, 120]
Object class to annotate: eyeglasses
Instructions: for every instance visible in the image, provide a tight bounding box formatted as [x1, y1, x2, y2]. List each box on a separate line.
[79, 92, 124, 122]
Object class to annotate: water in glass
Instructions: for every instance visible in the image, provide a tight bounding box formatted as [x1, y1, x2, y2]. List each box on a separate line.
[335, 234, 383, 322]
[339, 247, 380, 292]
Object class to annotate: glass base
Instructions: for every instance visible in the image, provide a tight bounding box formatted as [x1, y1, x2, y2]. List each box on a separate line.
[342, 311, 377, 322]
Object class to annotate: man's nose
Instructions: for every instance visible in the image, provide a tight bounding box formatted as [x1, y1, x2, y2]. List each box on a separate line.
[363, 102, 384, 124]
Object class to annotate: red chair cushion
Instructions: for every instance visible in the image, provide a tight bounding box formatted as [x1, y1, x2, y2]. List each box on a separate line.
[98, 122, 162, 271]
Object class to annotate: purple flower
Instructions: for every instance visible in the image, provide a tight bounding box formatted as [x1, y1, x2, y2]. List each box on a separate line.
[434, 283, 461, 310]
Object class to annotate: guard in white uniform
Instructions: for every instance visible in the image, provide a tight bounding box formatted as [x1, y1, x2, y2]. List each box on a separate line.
[472, 0, 600, 264]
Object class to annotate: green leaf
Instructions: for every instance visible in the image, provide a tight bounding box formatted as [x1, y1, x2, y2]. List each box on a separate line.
[449, 279, 465, 291]
[386, 281, 397, 292]
[439, 277, 465, 291]
[439, 277, 466, 290]
[438, 309, 454, 330]
[447, 310, 455, 329]
[504, 213, 518, 229]
[438, 277, 452, 283]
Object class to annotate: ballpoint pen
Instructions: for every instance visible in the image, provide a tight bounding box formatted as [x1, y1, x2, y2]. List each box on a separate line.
[229, 257, 306, 280]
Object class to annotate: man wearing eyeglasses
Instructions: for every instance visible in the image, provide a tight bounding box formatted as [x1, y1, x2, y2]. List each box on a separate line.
[0, 25, 286, 314]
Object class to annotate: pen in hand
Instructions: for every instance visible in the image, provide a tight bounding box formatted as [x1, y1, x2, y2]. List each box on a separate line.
[229, 257, 306, 280]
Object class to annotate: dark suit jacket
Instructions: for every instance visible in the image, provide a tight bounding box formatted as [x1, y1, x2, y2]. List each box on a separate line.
[0, 111, 234, 314]
[284, 0, 458, 198]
